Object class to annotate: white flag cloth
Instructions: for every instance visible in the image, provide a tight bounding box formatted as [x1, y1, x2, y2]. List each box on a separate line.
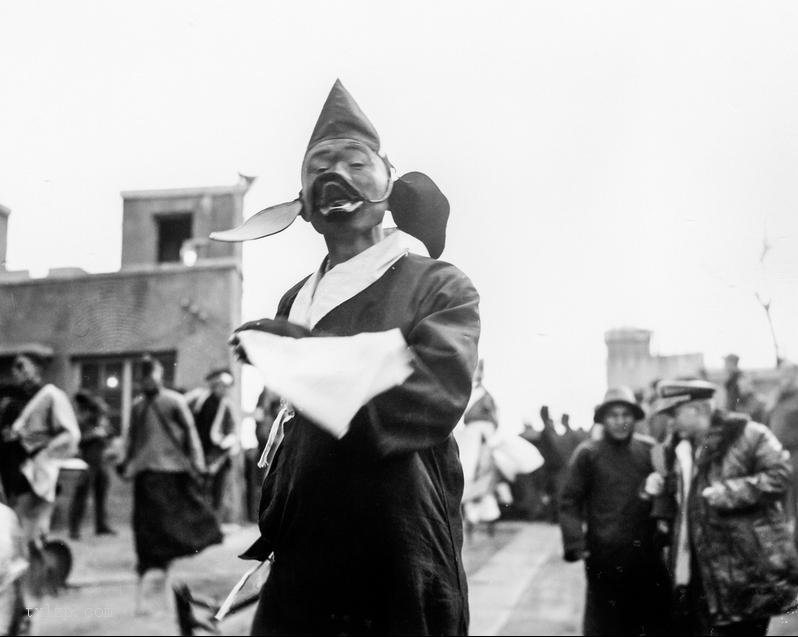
[236, 328, 414, 439]
[490, 434, 545, 481]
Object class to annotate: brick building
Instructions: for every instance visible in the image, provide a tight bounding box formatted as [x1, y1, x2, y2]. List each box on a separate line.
[0, 177, 248, 435]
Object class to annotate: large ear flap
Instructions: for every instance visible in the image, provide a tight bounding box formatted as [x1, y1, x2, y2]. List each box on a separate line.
[389, 172, 449, 259]
[210, 200, 303, 242]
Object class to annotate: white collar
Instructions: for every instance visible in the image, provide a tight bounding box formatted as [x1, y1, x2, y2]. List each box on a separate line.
[289, 229, 428, 330]
[674, 438, 694, 495]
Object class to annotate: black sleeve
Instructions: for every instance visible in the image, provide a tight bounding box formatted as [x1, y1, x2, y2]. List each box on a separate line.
[357, 265, 481, 457]
[559, 444, 592, 558]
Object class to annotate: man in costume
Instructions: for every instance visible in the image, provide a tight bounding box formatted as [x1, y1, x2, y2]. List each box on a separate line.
[186, 368, 238, 519]
[559, 386, 670, 636]
[212, 80, 480, 635]
[68, 390, 115, 539]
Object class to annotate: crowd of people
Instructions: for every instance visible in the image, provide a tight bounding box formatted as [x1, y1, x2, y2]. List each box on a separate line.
[558, 362, 798, 636]
[436, 351, 798, 637]
[0, 352, 249, 628]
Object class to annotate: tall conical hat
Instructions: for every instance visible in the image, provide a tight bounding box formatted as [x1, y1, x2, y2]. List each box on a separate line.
[210, 80, 449, 258]
[307, 79, 380, 153]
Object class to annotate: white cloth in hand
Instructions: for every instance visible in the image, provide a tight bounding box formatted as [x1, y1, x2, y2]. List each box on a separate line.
[236, 328, 414, 439]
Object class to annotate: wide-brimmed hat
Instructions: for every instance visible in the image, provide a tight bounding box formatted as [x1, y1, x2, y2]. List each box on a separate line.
[651, 379, 716, 415]
[594, 386, 645, 423]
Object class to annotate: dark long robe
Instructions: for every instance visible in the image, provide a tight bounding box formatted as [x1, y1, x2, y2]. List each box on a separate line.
[244, 253, 480, 636]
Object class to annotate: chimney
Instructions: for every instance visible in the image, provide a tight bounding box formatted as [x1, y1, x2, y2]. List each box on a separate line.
[0, 204, 9, 271]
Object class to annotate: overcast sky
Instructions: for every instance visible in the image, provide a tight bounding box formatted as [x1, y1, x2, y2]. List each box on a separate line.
[2, 1, 797, 428]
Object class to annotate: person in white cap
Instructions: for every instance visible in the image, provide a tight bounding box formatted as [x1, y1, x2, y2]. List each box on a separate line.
[560, 386, 670, 636]
[648, 379, 798, 636]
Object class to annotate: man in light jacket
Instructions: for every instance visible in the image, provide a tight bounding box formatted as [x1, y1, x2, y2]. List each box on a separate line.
[1, 352, 80, 546]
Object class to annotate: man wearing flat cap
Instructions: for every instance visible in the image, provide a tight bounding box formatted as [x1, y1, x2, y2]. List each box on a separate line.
[213, 80, 479, 635]
[559, 386, 669, 636]
[647, 379, 798, 636]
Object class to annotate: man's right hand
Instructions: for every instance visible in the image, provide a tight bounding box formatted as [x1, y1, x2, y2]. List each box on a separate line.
[643, 472, 665, 497]
[228, 334, 252, 365]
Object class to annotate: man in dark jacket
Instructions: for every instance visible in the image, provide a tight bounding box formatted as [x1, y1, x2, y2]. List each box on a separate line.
[560, 386, 669, 636]
[649, 379, 798, 636]
[537, 405, 568, 522]
[213, 80, 479, 635]
[186, 369, 238, 519]
[68, 391, 114, 539]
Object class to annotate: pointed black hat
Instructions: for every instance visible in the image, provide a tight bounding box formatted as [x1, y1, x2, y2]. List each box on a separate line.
[307, 79, 381, 153]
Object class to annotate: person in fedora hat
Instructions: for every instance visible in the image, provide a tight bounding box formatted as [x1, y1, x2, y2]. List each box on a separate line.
[560, 386, 670, 636]
[646, 379, 797, 636]
[214, 80, 479, 635]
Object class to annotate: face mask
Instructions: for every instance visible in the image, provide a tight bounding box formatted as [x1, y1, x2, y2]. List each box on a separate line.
[209, 170, 449, 259]
[300, 141, 394, 219]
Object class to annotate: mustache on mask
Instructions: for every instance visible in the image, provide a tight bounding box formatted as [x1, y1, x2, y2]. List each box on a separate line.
[311, 173, 365, 218]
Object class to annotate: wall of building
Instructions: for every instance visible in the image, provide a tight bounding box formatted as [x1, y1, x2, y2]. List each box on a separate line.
[0, 261, 242, 397]
[606, 327, 705, 392]
[121, 187, 243, 269]
[0, 204, 9, 270]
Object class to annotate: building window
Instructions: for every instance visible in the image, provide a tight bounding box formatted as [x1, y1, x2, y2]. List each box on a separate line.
[72, 351, 177, 435]
[157, 213, 193, 263]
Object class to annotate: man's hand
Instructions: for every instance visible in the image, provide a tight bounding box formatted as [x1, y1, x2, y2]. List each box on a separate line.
[234, 318, 312, 339]
[643, 472, 665, 498]
[701, 482, 726, 507]
[229, 319, 314, 365]
[228, 334, 251, 365]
